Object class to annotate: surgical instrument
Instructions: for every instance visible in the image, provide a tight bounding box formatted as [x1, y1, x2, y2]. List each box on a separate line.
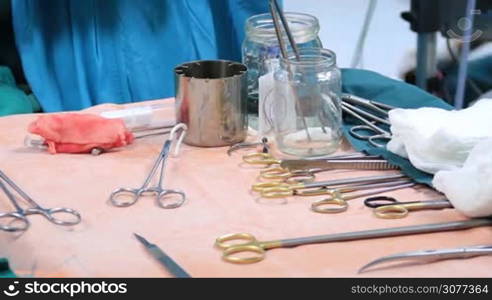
[228, 137, 270, 156]
[341, 94, 395, 148]
[269, 0, 312, 142]
[242, 152, 380, 167]
[254, 173, 407, 196]
[134, 233, 191, 278]
[215, 218, 492, 264]
[0, 170, 81, 232]
[25, 125, 176, 156]
[109, 124, 187, 209]
[364, 196, 454, 219]
[260, 159, 399, 181]
[359, 245, 492, 273]
[342, 104, 392, 148]
[311, 181, 416, 214]
[342, 93, 396, 115]
[91, 126, 175, 155]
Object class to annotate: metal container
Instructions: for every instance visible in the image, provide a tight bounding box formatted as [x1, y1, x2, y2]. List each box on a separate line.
[174, 60, 248, 147]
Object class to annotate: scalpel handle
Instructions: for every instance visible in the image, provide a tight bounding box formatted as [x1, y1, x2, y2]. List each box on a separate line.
[148, 245, 191, 278]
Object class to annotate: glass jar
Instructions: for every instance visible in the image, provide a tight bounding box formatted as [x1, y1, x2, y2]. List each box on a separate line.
[272, 48, 342, 157]
[242, 12, 323, 113]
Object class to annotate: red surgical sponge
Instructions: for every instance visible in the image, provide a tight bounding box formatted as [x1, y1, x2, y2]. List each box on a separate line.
[28, 113, 134, 154]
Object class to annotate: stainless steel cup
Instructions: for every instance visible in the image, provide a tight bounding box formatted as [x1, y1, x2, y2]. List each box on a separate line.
[174, 60, 248, 147]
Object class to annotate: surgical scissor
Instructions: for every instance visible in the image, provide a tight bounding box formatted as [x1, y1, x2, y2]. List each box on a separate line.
[0, 170, 81, 232]
[254, 173, 408, 197]
[359, 245, 492, 273]
[243, 152, 376, 167]
[215, 218, 492, 264]
[364, 196, 454, 219]
[310, 180, 416, 213]
[109, 124, 187, 209]
[341, 94, 395, 148]
[259, 158, 399, 182]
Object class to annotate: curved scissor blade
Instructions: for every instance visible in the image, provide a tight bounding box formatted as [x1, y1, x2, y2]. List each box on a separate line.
[359, 245, 492, 273]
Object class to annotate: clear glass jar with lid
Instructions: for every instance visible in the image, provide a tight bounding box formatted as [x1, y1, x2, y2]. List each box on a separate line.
[242, 12, 323, 113]
[272, 48, 343, 157]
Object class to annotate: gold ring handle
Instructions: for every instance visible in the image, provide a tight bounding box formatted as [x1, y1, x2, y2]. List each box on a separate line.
[222, 244, 266, 264]
[374, 205, 409, 219]
[311, 197, 348, 214]
[215, 233, 256, 249]
[252, 181, 287, 192]
[243, 153, 279, 165]
[260, 167, 291, 180]
[260, 186, 295, 198]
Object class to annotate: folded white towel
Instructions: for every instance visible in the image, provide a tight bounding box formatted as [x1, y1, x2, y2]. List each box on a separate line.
[387, 99, 492, 174]
[433, 138, 492, 217]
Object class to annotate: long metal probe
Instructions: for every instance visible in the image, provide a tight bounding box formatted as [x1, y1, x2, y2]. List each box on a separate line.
[269, 0, 312, 141]
[278, 218, 492, 247]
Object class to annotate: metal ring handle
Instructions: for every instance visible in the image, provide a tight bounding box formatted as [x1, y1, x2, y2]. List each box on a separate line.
[222, 244, 265, 264]
[215, 233, 257, 249]
[368, 135, 391, 148]
[41, 207, 82, 226]
[311, 197, 348, 214]
[260, 186, 295, 198]
[156, 190, 186, 209]
[374, 205, 409, 219]
[284, 171, 316, 184]
[243, 153, 279, 165]
[349, 125, 379, 140]
[109, 188, 140, 207]
[252, 181, 289, 193]
[0, 212, 30, 232]
[364, 196, 398, 208]
[260, 167, 292, 180]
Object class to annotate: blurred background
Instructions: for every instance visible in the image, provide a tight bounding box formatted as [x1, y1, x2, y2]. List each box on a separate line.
[285, 0, 492, 80]
[1, 0, 492, 114]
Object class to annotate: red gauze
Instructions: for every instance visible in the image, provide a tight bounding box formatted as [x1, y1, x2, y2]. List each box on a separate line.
[28, 113, 135, 154]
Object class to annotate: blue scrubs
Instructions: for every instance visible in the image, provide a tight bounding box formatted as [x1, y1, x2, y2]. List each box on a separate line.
[12, 0, 270, 112]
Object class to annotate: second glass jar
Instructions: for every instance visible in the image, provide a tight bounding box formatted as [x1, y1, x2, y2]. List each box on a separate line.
[272, 48, 343, 157]
[242, 12, 323, 113]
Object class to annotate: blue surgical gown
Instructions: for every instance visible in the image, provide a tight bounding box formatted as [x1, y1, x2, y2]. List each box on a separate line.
[12, 0, 271, 112]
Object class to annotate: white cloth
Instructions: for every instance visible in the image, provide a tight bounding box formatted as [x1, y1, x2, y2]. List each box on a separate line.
[433, 138, 492, 217]
[387, 98, 492, 174]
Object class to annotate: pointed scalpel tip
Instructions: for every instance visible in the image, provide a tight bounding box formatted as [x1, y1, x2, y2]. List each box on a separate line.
[133, 233, 146, 244]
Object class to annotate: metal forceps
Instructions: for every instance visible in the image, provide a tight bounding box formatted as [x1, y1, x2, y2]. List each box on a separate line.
[228, 137, 269, 156]
[259, 158, 399, 182]
[110, 124, 187, 209]
[215, 218, 492, 264]
[341, 94, 395, 148]
[242, 152, 376, 167]
[359, 245, 492, 273]
[0, 170, 81, 232]
[364, 196, 454, 219]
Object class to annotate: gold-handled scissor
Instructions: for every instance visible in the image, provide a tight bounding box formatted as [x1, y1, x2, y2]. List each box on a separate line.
[364, 196, 454, 219]
[215, 218, 492, 264]
[243, 152, 383, 168]
[258, 158, 399, 182]
[253, 174, 407, 197]
[310, 181, 416, 213]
